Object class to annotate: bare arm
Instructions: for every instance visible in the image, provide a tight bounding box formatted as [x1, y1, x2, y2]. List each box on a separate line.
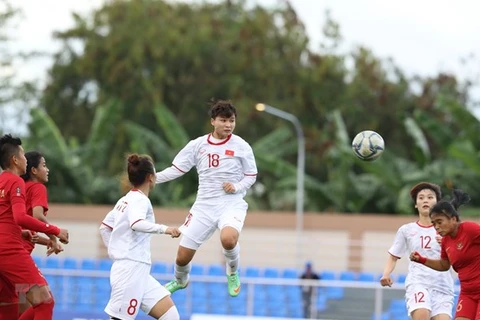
[32, 206, 56, 241]
[410, 251, 451, 271]
[380, 254, 399, 287]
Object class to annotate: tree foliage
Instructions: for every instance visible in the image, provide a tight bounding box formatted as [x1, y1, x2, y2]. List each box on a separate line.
[20, 0, 480, 214]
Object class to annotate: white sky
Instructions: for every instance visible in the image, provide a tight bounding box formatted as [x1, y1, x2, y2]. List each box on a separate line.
[4, 0, 480, 132]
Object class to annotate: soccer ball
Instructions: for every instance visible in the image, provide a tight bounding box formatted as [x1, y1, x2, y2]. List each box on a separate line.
[351, 130, 385, 161]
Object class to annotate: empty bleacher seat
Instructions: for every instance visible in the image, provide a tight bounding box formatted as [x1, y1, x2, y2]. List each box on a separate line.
[152, 261, 168, 274]
[80, 258, 96, 270]
[358, 272, 376, 282]
[98, 258, 112, 271]
[339, 270, 356, 281]
[320, 270, 336, 280]
[264, 267, 280, 278]
[244, 266, 260, 278]
[191, 263, 205, 275]
[32, 255, 44, 268]
[207, 264, 223, 276]
[282, 268, 298, 279]
[397, 273, 407, 283]
[63, 257, 78, 269]
[45, 256, 60, 269]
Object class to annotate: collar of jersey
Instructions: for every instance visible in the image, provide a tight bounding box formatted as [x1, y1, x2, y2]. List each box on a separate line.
[207, 133, 232, 145]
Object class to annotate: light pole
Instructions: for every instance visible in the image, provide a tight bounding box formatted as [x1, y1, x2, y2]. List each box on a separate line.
[255, 103, 305, 265]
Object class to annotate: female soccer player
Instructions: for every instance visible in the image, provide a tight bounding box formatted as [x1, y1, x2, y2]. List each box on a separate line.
[21, 151, 63, 256]
[104, 153, 181, 320]
[0, 134, 69, 319]
[410, 189, 478, 320]
[380, 182, 455, 320]
[154, 99, 258, 297]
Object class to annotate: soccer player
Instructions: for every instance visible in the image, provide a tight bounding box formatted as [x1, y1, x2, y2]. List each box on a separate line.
[380, 182, 455, 320]
[21, 151, 63, 256]
[410, 189, 479, 320]
[0, 134, 69, 319]
[103, 153, 181, 320]
[155, 99, 258, 297]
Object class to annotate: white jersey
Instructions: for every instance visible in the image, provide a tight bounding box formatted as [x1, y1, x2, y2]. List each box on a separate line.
[389, 222, 454, 295]
[171, 133, 257, 200]
[107, 190, 155, 264]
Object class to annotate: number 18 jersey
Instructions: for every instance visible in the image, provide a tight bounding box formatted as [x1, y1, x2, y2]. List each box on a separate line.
[388, 222, 454, 295]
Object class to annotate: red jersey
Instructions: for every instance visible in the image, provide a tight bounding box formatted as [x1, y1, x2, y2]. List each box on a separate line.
[0, 171, 59, 254]
[441, 221, 480, 295]
[22, 181, 49, 253]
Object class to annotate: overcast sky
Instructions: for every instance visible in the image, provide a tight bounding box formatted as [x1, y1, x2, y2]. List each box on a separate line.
[4, 0, 480, 132]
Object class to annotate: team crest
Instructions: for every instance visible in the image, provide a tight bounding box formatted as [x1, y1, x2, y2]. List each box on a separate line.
[16, 187, 21, 196]
[456, 242, 464, 250]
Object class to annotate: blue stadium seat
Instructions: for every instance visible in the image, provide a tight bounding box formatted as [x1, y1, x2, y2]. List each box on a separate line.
[98, 258, 112, 271]
[63, 257, 78, 269]
[325, 287, 344, 300]
[45, 256, 60, 269]
[245, 266, 260, 278]
[191, 263, 205, 275]
[152, 261, 168, 274]
[339, 271, 356, 281]
[282, 268, 298, 279]
[371, 312, 390, 320]
[207, 264, 223, 276]
[320, 270, 336, 280]
[358, 272, 376, 282]
[32, 255, 44, 268]
[397, 273, 407, 283]
[192, 302, 208, 314]
[316, 293, 327, 312]
[264, 267, 280, 278]
[80, 258, 96, 270]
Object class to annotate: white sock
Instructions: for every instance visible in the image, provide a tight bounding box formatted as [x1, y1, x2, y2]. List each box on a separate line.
[174, 263, 191, 285]
[223, 243, 240, 275]
[159, 306, 180, 320]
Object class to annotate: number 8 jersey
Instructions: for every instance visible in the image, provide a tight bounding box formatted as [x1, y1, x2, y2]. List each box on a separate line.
[389, 222, 454, 295]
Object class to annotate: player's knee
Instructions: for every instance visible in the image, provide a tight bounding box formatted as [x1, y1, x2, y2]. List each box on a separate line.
[220, 231, 238, 250]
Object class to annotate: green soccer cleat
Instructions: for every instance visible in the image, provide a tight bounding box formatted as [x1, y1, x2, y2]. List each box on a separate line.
[227, 272, 241, 297]
[164, 279, 188, 294]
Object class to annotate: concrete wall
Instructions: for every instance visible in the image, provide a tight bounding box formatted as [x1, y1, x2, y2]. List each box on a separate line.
[34, 204, 476, 274]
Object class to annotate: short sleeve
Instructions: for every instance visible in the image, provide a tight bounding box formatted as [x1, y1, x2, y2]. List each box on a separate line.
[29, 183, 48, 214]
[463, 221, 480, 245]
[127, 196, 150, 226]
[241, 143, 257, 176]
[388, 226, 407, 258]
[172, 139, 197, 173]
[102, 210, 116, 229]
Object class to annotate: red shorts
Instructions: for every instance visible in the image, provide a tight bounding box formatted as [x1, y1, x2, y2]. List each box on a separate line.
[0, 275, 17, 303]
[455, 293, 480, 320]
[0, 249, 47, 303]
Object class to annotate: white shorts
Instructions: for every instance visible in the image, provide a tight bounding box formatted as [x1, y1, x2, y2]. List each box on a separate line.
[105, 259, 170, 320]
[405, 285, 453, 318]
[179, 197, 248, 248]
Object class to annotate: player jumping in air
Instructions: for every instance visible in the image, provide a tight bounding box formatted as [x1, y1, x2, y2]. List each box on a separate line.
[155, 99, 258, 297]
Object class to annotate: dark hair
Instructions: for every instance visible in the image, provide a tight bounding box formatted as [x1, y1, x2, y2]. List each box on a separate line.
[410, 182, 442, 202]
[127, 154, 155, 187]
[21, 151, 44, 181]
[430, 189, 471, 221]
[0, 134, 22, 170]
[208, 98, 237, 119]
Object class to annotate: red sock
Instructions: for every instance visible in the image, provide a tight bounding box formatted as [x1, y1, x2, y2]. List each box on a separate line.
[18, 295, 54, 320]
[0, 303, 19, 320]
[18, 305, 34, 320]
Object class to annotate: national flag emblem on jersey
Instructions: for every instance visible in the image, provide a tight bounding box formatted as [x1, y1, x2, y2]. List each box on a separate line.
[225, 150, 235, 156]
[16, 187, 21, 196]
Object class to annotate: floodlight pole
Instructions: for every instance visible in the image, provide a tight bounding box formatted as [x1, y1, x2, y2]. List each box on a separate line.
[255, 103, 305, 265]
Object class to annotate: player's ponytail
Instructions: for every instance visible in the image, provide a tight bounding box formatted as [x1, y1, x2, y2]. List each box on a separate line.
[126, 153, 155, 187]
[450, 189, 470, 210]
[430, 189, 470, 222]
